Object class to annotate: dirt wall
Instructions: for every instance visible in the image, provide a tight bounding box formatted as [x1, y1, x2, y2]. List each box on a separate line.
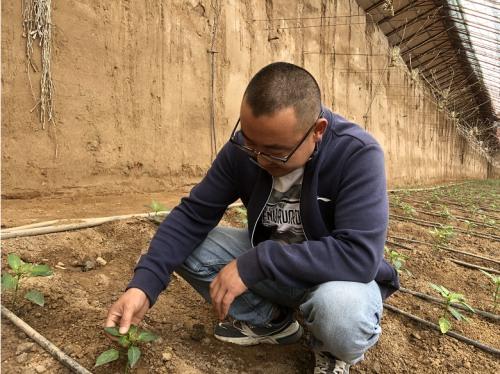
[1, 0, 492, 196]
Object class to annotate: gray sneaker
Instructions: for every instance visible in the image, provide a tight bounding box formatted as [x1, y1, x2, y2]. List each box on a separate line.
[214, 313, 303, 346]
[314, 351, 350, 374]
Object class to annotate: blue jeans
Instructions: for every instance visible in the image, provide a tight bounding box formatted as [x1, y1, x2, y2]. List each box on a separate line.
[175, 227, 383, 364]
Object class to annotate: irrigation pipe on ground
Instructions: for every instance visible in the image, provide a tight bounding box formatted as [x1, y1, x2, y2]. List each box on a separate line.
[387, 181, 471, 193]
[390, 214, 500, 241]
[383, 303, 500, 357]
[396, 198, 499, 221]
[1, 305, 92, 374]
[387, 235, 500, 266]
[0, 211, 171, 239]
[448, 259, 500, 275]
[399, 287, 499, 322]
[1, 202, 245, 239]
[386, 240, 499, 274]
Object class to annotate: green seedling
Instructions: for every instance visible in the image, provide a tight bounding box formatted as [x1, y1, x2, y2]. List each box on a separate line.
[400, 202, 416, 217]
[390, 195, 401, 207]
[424, 200, 433, 210]
[462, 220, 477, 233]
[96, 325, 158, 373]
[480, 270, 499, 312]
[439, 205, 454, 220]
[146, 200, 167, 224]
[429, 225, 454, 248]
[1, 253, 52, 308]
[429, 283, 474, 334]
[384, 246, 411, 276]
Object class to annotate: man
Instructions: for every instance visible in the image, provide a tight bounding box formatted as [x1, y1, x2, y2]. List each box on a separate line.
[106, 62, 399, 373]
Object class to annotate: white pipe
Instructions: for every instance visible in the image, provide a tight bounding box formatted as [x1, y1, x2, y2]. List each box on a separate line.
[1, 305, 93, 374]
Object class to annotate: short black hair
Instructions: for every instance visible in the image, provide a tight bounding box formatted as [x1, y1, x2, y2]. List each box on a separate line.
[243, 62, 321, 129]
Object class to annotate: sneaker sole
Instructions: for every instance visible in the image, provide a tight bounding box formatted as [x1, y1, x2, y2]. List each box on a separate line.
[214, 321, 303, 346]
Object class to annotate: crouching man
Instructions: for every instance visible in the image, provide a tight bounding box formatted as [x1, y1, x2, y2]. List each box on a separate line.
[106, 62, 399, 373]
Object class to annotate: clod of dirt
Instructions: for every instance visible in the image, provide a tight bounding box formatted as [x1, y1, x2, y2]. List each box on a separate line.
[16, 352, 29, 364]
[190, 323, 206, 342]
[82, 259, 95, 272]
[96, 256, 107, 266]
[16, 342, 35, 355]
[162, 351, 173, 361]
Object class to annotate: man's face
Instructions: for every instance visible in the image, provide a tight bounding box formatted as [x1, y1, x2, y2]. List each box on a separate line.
[239, 101, 325, 177]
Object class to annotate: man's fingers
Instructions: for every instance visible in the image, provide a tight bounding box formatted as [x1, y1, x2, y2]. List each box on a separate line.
[105, 305, 122, 328]
[221, 292, 234, 320]
[119, 306, 134, 334]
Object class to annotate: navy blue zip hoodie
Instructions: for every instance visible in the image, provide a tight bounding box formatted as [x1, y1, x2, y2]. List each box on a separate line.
[128, 108, 400, 306]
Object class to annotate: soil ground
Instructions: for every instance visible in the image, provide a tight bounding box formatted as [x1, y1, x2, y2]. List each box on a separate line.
[1, 180, 499, 373]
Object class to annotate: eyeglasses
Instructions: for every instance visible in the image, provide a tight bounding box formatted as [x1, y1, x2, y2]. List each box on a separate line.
[229, 110, 324, 164]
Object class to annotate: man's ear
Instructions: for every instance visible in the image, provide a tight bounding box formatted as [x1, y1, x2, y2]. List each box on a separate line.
[313, 118, 328, 142]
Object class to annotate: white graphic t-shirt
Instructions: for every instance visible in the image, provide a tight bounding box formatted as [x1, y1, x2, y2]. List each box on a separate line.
[261, 167, 305, 244]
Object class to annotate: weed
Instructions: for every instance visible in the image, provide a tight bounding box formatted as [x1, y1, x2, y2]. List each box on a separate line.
[1, 253, 52, 308]
[429, 283, 474, 334]
[384, 247, 411, 276]
[96, 325, 158, 373]
[424, 200, 433, 210]
[480, 270, 499, 312]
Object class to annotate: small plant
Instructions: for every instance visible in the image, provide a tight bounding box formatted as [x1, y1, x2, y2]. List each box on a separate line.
[400, 202, 416, 217]
[462, 220, 477, 233]
[429, 225, 454, 248]
[424, 200, 433, 210]
[146, 200, 167, 224]
[480, 270, 499, 312]
[439, 205, 454, 220]
[384, 246, 411, 276]
[96, 325, 158, 373]
[1, 253, 52, 308]
[430, 283, 474, 334]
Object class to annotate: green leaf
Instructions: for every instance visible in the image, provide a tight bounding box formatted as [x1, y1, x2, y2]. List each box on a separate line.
[7, 253, 22, 271]
[95, 348, 119, 367]
[25, 290, 45, 306]
[127, 346, 141, 368]
[128, 325, 138, 336]
[430, 283, 446, 296]
[104, 326, 121, 337]
[1, 273, 18, 290]
[137, 331, 158, 343]
[118, 335, 130, 348]
[18, 263, 33, 274]
[460, 301, 475, 313]
[448, 307, 464, 321]
[30, 264, 52, 277]
[438, 317, 451, 334]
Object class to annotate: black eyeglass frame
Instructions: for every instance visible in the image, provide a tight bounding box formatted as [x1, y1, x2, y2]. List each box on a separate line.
[229, 110, 324, 164]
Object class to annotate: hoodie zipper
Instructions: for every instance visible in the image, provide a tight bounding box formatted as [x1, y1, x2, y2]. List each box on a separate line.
[251, 176, 274, 247]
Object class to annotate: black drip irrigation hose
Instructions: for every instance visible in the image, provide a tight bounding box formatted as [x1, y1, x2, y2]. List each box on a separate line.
[390, 214, 500, 241]
[1, 305, 92, 373]
[386, 239, 500, 275]
[387, 235, 500, 266]
[399, 287, 500, 322]
[383, 303, 500, 357]
[394, 198, 500, 221]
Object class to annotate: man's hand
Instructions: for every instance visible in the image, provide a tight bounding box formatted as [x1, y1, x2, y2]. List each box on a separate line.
[105, 288, 150, 334]
[210, 260, 247, 320]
